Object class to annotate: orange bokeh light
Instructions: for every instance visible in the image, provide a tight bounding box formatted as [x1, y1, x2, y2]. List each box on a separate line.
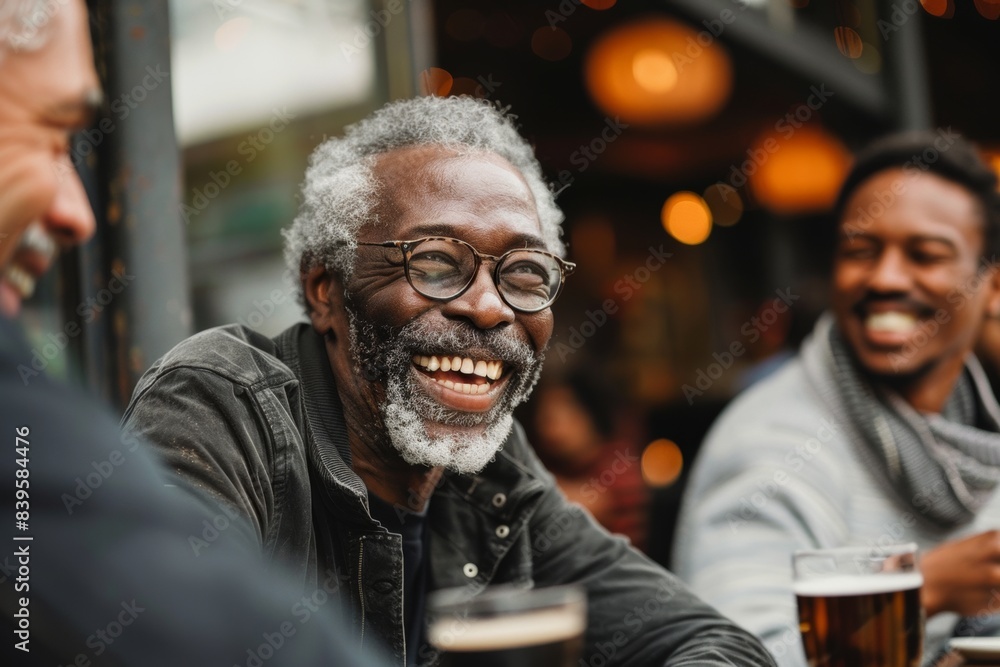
[703, 183, 743, 226]
[632, 48, 678, 93]
[921, 0, 955, 17]
[581, 0, 617, 9]
[662, 192, 713, 245]
[974, 0, 1000, 19]
[748, 125, 850, 215]
[531, 26, 572, 61]
[833, 26, 863, 59]
[585, 19, 732, 125]
[641, 439, 684, 487]
[419, 68, 453, 97]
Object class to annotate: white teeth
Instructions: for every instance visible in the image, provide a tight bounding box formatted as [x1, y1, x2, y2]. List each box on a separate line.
[867, 311, 917, 334]
[413, 354, 505, 383]
[431, 378, 490, 394]
[19, 223, 56, 260]
[3, 264, 35, 299]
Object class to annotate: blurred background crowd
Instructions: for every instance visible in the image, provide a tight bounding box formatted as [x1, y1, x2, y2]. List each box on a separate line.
[22, 0, 1000, 569]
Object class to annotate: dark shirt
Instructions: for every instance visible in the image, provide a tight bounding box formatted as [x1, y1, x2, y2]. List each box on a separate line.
[0, 317, 381, 666]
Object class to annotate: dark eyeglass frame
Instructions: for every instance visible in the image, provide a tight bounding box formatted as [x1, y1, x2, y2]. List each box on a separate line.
[357, 236, 576, 313]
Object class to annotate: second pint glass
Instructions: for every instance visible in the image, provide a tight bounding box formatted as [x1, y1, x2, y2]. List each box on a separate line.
[793, 543, 923, 667]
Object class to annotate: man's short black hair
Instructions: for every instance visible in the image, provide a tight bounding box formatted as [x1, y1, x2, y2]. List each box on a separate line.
[832, 130, 1000, 259]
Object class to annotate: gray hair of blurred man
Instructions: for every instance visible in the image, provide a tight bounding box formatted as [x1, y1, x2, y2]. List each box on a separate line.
[0, 0, 63, 57]
[282, 95, 566, 309]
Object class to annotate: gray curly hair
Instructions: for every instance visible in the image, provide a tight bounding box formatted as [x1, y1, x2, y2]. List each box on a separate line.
[282, 95, 565, 308]
[0, 0, 62, 59]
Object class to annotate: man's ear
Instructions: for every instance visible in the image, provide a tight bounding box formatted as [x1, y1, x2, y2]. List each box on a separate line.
[304, 266, 349, 339]
[988, 263, 1000, 320]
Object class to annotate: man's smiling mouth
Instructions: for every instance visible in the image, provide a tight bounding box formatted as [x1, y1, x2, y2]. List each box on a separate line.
[411, 354, 505, 395]
[865, 310, 918, 334]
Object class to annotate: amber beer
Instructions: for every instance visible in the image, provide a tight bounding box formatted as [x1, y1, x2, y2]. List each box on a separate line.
[795, 570, 923, 667]
[428, 585, 586, 667]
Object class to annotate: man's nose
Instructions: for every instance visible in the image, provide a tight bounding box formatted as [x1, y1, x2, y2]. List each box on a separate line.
[45, 156, 96, 248]
[868, 248, 912, 293]
[440, 265, 517, 329]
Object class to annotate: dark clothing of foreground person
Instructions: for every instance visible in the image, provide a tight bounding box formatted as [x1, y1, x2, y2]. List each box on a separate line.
[0, 318, 381, 666]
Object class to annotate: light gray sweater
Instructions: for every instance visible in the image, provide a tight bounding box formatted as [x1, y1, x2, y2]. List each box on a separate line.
[673, 347, 1000, 666]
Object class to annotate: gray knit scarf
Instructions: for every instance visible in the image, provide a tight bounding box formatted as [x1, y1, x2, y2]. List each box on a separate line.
[801, 313, 1000, 529]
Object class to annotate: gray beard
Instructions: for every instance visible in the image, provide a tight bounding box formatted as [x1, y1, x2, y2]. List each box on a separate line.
[346, 308, 544, 474]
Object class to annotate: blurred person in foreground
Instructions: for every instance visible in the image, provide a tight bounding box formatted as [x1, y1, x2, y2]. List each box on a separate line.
[528, 370, 649, 552]
[674, 130, 1000, 665]
[121, 94, 775, 666]
[0, 1, 379, 664]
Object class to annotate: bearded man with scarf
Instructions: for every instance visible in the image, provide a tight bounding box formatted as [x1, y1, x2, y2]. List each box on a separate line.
[674, 130, 1000, 666]
[122, 95, 773, 667]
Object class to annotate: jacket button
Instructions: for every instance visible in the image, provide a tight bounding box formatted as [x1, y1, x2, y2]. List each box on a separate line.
[463, 563, 478, 578]
[372, 579, 394, 594]
[491, 493, 506, 508]
[495, 525, 510, 539]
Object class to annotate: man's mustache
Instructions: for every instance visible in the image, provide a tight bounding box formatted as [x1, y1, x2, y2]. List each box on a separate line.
[852, 292, 935, 317]
[352, 315, 539, 384]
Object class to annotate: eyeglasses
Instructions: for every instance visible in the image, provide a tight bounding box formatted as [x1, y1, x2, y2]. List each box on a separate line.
[358, 236, 576, 313]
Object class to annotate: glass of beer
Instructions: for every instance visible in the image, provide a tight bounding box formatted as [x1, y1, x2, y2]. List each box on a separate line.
[427, 584, 586, 667]
[793, 543, 924, 667]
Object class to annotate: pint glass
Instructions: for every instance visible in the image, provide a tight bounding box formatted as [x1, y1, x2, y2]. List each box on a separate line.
[793, 543, 923, 667]
[427, 584, 586, 667]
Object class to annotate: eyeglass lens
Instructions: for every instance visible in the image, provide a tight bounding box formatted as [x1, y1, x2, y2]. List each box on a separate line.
[407, 238, 562, 310]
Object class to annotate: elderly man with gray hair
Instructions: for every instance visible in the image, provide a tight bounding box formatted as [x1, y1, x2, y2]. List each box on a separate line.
[122, 95, 775, 666]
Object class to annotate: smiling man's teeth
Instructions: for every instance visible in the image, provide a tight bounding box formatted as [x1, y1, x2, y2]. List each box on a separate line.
[866, 311, 917, 333]
[3, 264, 35, 299]
[412, 355, 505, 381]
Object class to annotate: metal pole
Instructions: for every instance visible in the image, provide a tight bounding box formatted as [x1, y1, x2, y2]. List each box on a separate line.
[878, 0, 932, 130]
[91, 0, 191, 409]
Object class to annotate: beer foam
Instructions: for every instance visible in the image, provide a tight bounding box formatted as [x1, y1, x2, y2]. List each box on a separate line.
[429, 608, 585, 652]
[794, 573, 923, 597]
